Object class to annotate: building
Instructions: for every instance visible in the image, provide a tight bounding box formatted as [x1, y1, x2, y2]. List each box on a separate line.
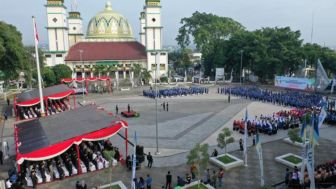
[44, 0, 168, 81]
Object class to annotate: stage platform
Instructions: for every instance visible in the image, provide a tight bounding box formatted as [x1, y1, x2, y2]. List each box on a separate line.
[121, 111, 139, 118]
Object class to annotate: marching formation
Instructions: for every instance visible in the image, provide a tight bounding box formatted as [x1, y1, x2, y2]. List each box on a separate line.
[143, 87, 209, 98]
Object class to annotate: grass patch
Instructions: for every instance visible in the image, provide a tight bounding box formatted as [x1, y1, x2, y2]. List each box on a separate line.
[217, 155, 236, 164]
[100, 185, 122, 189]
[186, 183, 208, 189]
[283, 155, 302, 164]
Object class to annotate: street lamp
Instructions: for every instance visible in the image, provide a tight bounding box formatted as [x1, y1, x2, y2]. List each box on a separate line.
[153, 52, 160, 155]
[79, 50, 85, 103]
[240, 50, 243, 85]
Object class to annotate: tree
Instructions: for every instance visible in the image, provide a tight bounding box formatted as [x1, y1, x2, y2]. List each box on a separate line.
[187, 143, 209, 185]
[0, 21, 27, 82]
[42, 67, 56, 87]
[141, 69, 152, 85]
[132, 64, 143, 86]
[217, 128, 235, 154]
[52, 64, 72, 84]
[23, 46, 45, 88]
[288, 128, 303, 143]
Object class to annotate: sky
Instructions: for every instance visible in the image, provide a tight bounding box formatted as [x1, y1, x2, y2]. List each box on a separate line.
[0, 0, 336, 48]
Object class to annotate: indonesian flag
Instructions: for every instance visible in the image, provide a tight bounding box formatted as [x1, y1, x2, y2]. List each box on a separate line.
[32, 16, 39, 44]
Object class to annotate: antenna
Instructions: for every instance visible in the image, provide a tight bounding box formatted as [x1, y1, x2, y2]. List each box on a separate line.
[71, 0, 78, 11]
[310, 0, 315, 43]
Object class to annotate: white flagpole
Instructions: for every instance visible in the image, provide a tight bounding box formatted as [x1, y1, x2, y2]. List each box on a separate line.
[32, 16, 45, 116]
[131, 132, 137, 189]
[300, 125, 306, 184]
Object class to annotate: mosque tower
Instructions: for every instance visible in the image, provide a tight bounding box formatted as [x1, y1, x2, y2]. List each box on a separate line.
[143, 0, 168, 78]
[139, 11, 146, 47]
[67, 0, 84, 47]
[45, 0, 69, 66]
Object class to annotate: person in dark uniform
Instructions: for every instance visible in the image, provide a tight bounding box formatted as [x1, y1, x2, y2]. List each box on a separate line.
[0, 150, 3, 165]
[116, 105, 119, 114]
[228, 93, 231, 103]
[127, 104, 130, 113]
[166, 102, 168, 112]
[147, 152, 153, 168]
[163, 102, 166, 111]
[6, 98, 10, 106]
[165, 171, 172, 189]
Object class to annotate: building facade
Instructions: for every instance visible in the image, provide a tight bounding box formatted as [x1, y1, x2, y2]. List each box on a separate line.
[44, 0, 168, 80]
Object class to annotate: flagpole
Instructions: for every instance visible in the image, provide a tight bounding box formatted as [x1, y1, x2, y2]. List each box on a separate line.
[32, 16, 45, 116]
[131, 132, 137, 189]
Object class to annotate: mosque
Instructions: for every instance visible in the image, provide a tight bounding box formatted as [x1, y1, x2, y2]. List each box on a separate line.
[44, 0, 168, 80]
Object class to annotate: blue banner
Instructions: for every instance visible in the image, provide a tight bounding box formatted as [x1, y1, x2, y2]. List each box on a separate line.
[275, 76, 315, 91]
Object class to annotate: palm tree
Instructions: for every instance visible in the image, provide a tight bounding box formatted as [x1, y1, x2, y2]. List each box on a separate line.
[141, 69, 152, 85]
[132, 64, 143, 86]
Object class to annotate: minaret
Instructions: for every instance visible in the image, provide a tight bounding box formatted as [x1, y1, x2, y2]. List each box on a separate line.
[45, 0, 69, 66]
[68, 0, 83, 47]
[144, 0, 168, 78]
[139, 11, 146, 47]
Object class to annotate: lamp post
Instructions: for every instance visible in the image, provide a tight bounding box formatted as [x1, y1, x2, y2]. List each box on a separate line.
[154, 52, 160, 155]
[79, 50, 85, 103]
[240, 50, 243, 85]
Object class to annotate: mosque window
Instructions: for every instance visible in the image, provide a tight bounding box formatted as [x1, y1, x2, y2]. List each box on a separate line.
[45, 54, 51, 58]
[152, 18, 156, 22]
[73, 27, 76, 31]
[53, 18, 57, 23]
[56, 54, 63, 58]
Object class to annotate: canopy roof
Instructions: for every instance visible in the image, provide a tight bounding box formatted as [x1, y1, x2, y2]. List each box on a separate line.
[16, 84, 74, 107]
[61, 76, 111, 83]
[15, 105, 128, 164]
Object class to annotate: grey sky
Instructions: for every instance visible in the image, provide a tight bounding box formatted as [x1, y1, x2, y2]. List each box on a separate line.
[0, 0, 335, 48]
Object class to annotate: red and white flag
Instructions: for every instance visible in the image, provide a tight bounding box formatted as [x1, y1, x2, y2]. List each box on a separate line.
[32, 16, 39, 44]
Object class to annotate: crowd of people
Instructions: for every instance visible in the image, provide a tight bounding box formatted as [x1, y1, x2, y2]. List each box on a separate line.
[6, 140, 120, 188]
[219, 87, 323, 108]
[159, 167, 225, 189]
[233, 109, 301, 136]
[17, 98, 71, 120]
[220, 86, 336, 124]
[286, 160, 336, 188]
[143, 87, 209, 98]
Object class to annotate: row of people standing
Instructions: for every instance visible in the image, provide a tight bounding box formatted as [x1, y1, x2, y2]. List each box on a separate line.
[218, 87, 323, 109]
[143, 87, 209, 99]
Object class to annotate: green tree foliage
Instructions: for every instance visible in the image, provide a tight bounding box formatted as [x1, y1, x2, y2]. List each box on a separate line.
[176, 11, 244, 54]
[141, 69, 152, 84]
[288, 128, 303, 143]
[176, 13, 336, 82]
[0, 21, 27, 81]
[187, 143, 209, 185]
[52, 64, 72, 84]
[217, 128, 235, 154]
[42, 67, 56, 87]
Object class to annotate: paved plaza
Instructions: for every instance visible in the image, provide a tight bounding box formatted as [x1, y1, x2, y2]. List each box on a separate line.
[1, 86, 336, 189]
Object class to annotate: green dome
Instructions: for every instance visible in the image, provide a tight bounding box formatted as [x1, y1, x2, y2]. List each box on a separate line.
[86, 2, 134, 41]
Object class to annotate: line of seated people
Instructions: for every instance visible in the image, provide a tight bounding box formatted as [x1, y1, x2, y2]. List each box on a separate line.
[78, 140, 119, 173]
[19, 140, 120, 187]
[233, 112, 300, 136]
[18, 99, 71, 120]
[286, 160, 336, 189]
